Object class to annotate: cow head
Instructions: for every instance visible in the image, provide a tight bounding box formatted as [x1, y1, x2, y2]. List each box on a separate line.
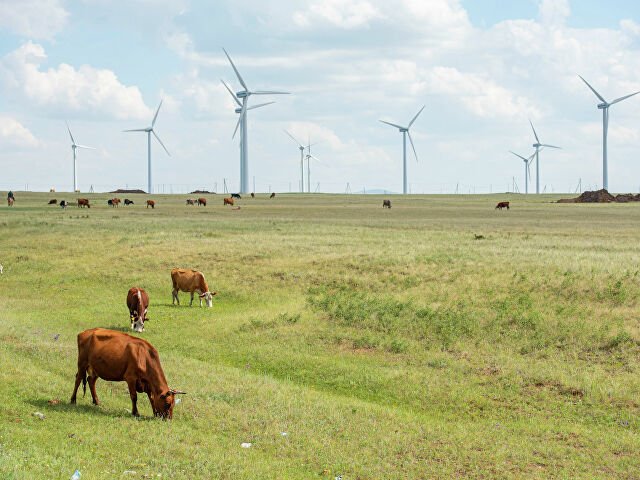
[154, 389, 186, 420]
[199, 291, 217, 307]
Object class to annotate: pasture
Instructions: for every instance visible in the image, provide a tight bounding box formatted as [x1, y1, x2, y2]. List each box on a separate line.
[1, 192, 639, 479]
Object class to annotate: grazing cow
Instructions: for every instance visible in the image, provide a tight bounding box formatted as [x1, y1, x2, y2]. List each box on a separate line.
[107, 199, 114, 206]
[7, 197, 14, 207]
[231, 193, 241, 199]
[48, 199, 57, 205]
[126, 287, 149, 333]
[495, 201, 510, 210]
[124, 199, 134, 206]
[382, 199, 391, 208]
[197, 198, 207, 206]
[223, 197, 234, 206]
[147, 200, 155, 209]
[70, 328, 185, 418]
[60, 200, 68, 210]
[186, 199, 195, 206]
[112, 198, 121, 207]
[171, 268, 217, 307]
[270, 192, 276, 199]
[251, 192, 255, 198]
[77, 198, 90, 208]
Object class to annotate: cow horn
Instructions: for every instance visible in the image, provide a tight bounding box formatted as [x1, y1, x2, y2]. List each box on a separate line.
[212, 292, 217, 296]
[170, 389, 186, 395]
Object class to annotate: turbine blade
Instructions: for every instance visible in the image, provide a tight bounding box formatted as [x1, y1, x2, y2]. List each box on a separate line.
[76, 145, 96, 150]
[509, 150, 528, 161]
[221, 79, 242, 107]
[610, 91, 640, 105]
[152, 130, 170, 156]
[540, 143, 561, 149]
[151, 100, 163, 127]
[379, 120, 405, 130]
[408, 105, 425, 128]
[251, 90, 290, 95]
[407, 131, 419, 162]
[529, 120, 540, 143]
[122, 128, 147, 132]
[284, 130, 303, 147]
[247, 101, 275, 110]
[222, 48, 247, 91]
[578, 75, 607, 104]
[66, 121, 76, 145]
[232, 115, 242, 140]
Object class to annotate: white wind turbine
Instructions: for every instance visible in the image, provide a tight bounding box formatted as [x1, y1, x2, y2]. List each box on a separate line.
[509, 150, 536, 194]
[284, 130, 318, 193]
[222, 48, 290, 194]
[66, 122, 95, 192]
[123, 100, 170, 194]
[579, 75, 640, 191]
[380, 106, 425, 194]
[529, 120, 560, 194]
[304, 140, 323, 193]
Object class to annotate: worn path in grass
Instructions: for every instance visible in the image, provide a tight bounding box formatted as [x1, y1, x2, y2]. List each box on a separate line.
[1, 192, 639, 479]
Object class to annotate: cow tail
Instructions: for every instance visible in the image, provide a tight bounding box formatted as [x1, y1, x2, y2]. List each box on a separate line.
[82, 370, 87, 397]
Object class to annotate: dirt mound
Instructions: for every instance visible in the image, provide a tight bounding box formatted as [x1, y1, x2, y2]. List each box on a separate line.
[190, 190, 215, 194]
[558, 189, 627, 203]
[110, 189, 146, 194]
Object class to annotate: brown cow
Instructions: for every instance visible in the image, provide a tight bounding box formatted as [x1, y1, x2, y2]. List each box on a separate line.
[197, 198, 207, 206]
[223, 198, 234, 206]
[171, 268, 217, 307]
[77, 198, 90, 208]
[48, 199, 57, 205]
[126, 287, 150, 333]
[270, 192, 276, 199]
[495, 201, 510, 210]
[186, 199, 195, 206]
[382, 199, 391, 208]
[111, 198, 121, 207]
[147, 200, 155, 209]
[70, 328, 185, 418]
[251, 192, 255, 198]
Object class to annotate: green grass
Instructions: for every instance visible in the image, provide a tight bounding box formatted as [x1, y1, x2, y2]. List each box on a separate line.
[1, 191, 640, 479]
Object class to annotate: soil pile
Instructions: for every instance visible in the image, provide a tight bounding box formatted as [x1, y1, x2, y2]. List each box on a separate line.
[110, 189, 146, 194]
[190, 190, 215, 194]
[558, 189, 639, 203]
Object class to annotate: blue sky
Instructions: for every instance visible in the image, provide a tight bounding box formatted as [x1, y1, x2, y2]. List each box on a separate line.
[1, 0, 640, 193]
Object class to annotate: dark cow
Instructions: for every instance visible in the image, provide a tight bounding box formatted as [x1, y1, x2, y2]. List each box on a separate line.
[127, 287, 149, 333]
[124, 199, 134, 206]
[147, 200, 155, 209]
[107, 199, 114, 206]
[231, 193, 241, 199]
[251, 192, 255, 198]
[59, 200, 68, 210]
[48, 199, 57, 205]
[171, 268, 216, 307]
[270, 192, 276, 199]
[382, 199, 391, 208]
[197, 198, 207, 206]
[495, 201, 510, 210]
[223, 197, 234, 206]
[186, 199, 195, 206]
[70, 328, 185, 419]
[77, 198, 90, 208]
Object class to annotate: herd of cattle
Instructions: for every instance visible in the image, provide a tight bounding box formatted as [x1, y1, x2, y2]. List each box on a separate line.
[71, 268, 217, 420]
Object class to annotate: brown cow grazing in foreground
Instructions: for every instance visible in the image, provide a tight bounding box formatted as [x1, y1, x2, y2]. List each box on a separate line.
[126, 287, 150, 333]
[270, 192, 276, 199]
[495, 201, 510, 210]
[147, 200, 155, 209]
[197, 197, 207, 206]
[48, 199, 57, 205]
[186, 199, 195, 205]
[70, 328, 185, 418]
[77, 198, 90, 208]
[171, 268, 217, 307]
[383, 199, 391, 208]
[223, 198, 234, 206]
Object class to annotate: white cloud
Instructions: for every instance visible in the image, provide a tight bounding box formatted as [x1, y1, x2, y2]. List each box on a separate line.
[538, 0, 570, 27]
[0, 116, 38, 151]
[293, 0, 382, 29]
[0, 0, 69, 40]
[0, 42, 151, 120]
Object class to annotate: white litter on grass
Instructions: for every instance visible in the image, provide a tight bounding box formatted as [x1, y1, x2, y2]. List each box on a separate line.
[123, 471, 136, 475]
[241, 443, 252, 448]
[33, 412, 44, 419]
[281, 432, 288, 436]
[175, 398, 181, 404]
[124, 408, 131, 413]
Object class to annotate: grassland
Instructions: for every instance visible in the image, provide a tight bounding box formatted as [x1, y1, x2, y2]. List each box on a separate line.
[1, 191, 639, 479]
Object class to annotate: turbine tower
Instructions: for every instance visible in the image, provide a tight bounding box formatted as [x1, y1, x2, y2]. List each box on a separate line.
[529, 120, 560, 194]
[305, 147, 322, 193]
[380, 106, 425, 194]
[284, 130, 318, 193]
[579, 75, 640, 191]
[66, 122, 95, 192]
[223, 48, 290, 194]
[123, 100, 170, 194]
[509, 150, 536, 194]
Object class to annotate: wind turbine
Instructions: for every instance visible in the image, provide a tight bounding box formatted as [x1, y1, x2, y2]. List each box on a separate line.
[222, 48, 290, 194]
[305, 146, 322, 193]
[123, 100, 170, 194]
[509, 150, 536, 194]
[529, 120, 560, 194]
[66, 122, 95, 192]
[579, 75, 640, 191]
[380, 106, 425, 194]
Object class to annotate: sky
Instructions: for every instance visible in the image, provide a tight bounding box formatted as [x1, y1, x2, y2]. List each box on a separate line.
[1, 0, 639, 194]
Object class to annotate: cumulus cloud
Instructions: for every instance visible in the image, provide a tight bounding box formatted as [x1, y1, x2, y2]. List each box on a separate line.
[0, 116, 38, 151]
[538, 0, 570, 27]
[0, 42, 151, 120]
[0, 0, 69, 40]
[292, 0, 382, 29]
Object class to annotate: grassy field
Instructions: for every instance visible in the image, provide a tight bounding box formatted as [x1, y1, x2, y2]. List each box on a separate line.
[1, 191, 639, 479]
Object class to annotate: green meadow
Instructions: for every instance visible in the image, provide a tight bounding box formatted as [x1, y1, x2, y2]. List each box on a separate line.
[1, 192, 639, 479]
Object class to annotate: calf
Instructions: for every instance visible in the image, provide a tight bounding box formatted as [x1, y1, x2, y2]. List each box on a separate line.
[251, 192, 255, 198]
[147, 200, 155, 209]
[270, 192, 276, 199]
[186, 199, 195, 206]
[124, 199, 134, 206]
[223, 198, 234, 206]
[231, 193, 241, 199]
[383, 199, 391, 208]
[197, 197, 207, 206]
[171, 268, 217, 307]
[77, 198, 90, 208]
[126, 287, 150, 333]
[70, 328, 185, 418]
[495, 201, 510, 210]
[48, 199, 57, 205]
[60, 200, 68, 210]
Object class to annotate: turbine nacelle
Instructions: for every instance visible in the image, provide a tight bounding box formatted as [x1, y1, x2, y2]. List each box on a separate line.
[597, 103, 608, 109]
[236, 91, 250, 99]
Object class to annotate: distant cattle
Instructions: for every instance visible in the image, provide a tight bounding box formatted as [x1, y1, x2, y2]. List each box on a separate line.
[270, 192, 276, 199]
[48, 199, 57, 205]
[251, 192, 255, 198]
[70, 328, 185, 419]
[7, 197, 14, 207]
[126, 287, 149, 333]
[77, 198, 90, 208]
[186, 199, 195, 206]
[171, 268, 217, 307]
[223, 198, 234, 206]
[383, 199, 391, 208]
[495, 201, 510, 210]
[146, 200, 155, 209]
[197, 198, 207, 206]
[124, 199, 134, 206]
[60, 200, 68, 210]
[231, 193, 241, 199]
[111, 198, 121, 207]
[50, 189, 55, 193]
[107, 199, 113, 206]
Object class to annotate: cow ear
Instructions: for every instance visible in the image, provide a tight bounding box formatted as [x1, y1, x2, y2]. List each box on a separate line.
[212, 292, 217, 296]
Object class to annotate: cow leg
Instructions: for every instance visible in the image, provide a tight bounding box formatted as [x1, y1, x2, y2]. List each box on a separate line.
[87, 375, 101, 405]
[70, 368, 85, 404]
[189, 292, 194, 307]
[126, 380, 140, 417]
[172, 289, 179, 305]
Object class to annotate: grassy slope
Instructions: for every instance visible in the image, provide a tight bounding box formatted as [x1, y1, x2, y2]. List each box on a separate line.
[1, 192, 639, 479]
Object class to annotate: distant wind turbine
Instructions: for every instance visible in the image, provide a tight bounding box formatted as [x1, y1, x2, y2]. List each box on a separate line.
[578, 75, 640, 191]
[509, 150, 536, 194]
[529, 120, 560, 194]
[222, 48, 290, 194]
[380, 106, 425, 194]
[66, 122, 95, 192]
[305, 145, 323, 194]
[123, 100, 170, 194]
[284, 130, 319, 193]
